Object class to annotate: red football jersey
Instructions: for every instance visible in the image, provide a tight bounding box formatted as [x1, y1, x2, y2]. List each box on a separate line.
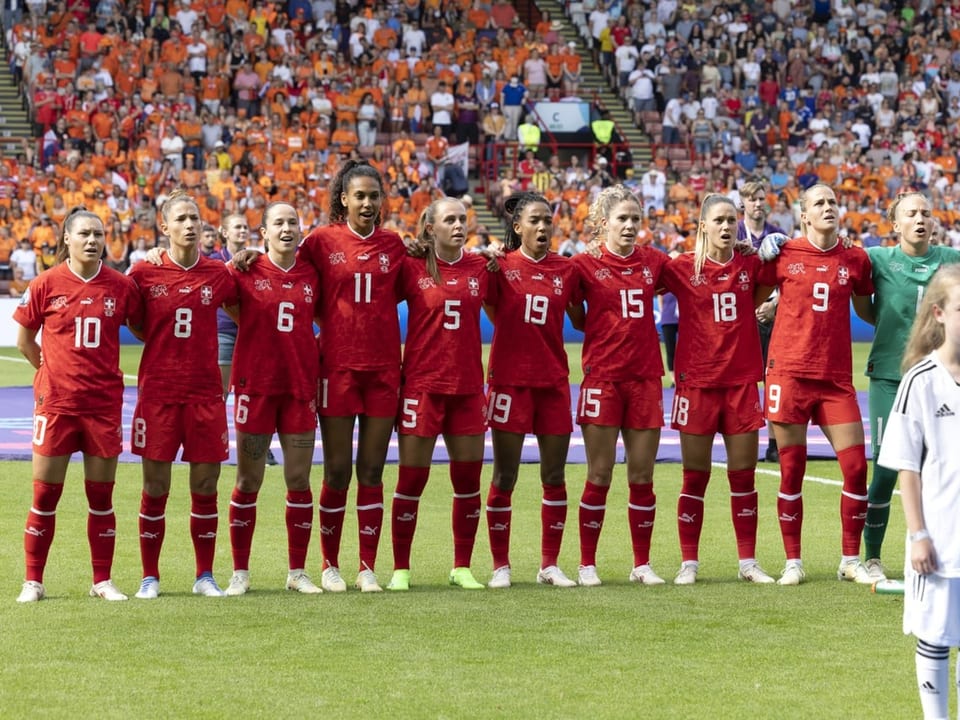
[13, 262, 143, 415]
[298, 223, 405, 371]
[399, 251, 490, 394]
[129, 253, 239, 402]
[572, 246, 667, 381]
[661, 252, 764, 387]
[229, 256, 320, 400]
[486, 250, 579, 387]
[756, 239, 873, 381]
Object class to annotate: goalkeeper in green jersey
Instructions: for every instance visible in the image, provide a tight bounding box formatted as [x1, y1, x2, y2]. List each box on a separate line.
[856, 192, 960, 580]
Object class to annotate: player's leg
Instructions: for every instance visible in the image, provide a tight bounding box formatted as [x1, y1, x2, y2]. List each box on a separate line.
[821, 415, 870, 584]
[17, 450, 70, 602]
[188, 461, 226, 596]
[81, 451, 125, 599]
[389, 432, 438, 591]
[676, 431, 713, 584]
[623, 427, 664, 586]
[770, 421, 809, 584]
[577, 423, 618, 585]
[864, 378, 899, 577]
[536, 431, 575, 587]
[317, 414, 355, 590]
[444, 431, 485, 590]
[487, 428, 524, 587]
[226, 428, 270, 595]
[137, 457, 173, 598]
[353, 413, 395, 591]
[279, 428, 321, 594]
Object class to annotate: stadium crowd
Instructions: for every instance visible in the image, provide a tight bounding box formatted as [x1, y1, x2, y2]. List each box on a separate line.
[1, 0, 960, 288]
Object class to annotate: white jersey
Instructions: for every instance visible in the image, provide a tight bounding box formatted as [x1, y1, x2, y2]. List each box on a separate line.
[878, 352, 960, 577]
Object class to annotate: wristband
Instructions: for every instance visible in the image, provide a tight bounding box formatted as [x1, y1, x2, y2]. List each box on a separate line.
[909, 529, 931, 543]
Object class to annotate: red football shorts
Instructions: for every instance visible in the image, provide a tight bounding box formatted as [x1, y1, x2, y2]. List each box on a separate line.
[576, 377, 663, 430]
[319, 366, 400, 418]
[132, 399, 229, 463]
[32, 411, 122, 458]
[671, 383, 764, 435]
[234, 392, 318, 435]
[764, 372, 862, 427]
[486, 384, 573, 436]
[398, 390, 487, 437]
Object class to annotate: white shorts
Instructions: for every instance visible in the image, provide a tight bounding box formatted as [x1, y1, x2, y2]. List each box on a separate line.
[904, 573, 960, 646]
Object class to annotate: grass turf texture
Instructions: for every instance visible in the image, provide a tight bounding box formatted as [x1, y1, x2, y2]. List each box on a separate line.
[2, 343, 923, 717]
[0, 460, 915, 717]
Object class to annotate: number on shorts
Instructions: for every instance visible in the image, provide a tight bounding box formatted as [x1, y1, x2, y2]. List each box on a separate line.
[672, 394, 689, 426]
[73, 317, 101, 348]
[619, 288, 643, 318]
[132, 417, 147, 448]
[487, 392, 512, 424]
[712, 292, 737, 322]
[523, 294, 549, 325]
[277, 301, 295, 333]
[354, 272, 372, 303]
[443, 299, 461, 330]
[236, 393, 250, 424]
[32, 415, 48, 446]
[401, 398, 419, 429]
[174, 307, 192, 338]
[580, 387, 601, 418]
[767, 384, 781, 414]
[812, 282, 829, 313]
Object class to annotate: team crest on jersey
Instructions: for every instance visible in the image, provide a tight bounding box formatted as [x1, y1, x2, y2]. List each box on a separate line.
[103, 297, 116, 317]
[504, 269, 521, 282]
[552, 275, 563, 295]
[787, 262, 805, 275]
[303, 283, 314, 302]
[254, 279, 272, 292]
[329, 251, 346, 265]
[150, 284, 168, 298]
[888, 261, 905, 273]
[468, 277, 480, 296]
[689, 273, 707, 287]
[642, 267, 653, 285]
[837, 266, 849, 285]
[379, 253, 391, 273]
[49, 295, 68, 310]
[200, 285, 214, 304]
[594, 268, 613, 281]
[418, 277, 436, 290]
[738, 271, 750, 285]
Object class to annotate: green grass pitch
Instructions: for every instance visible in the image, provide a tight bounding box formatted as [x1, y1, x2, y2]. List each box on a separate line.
[0, 344, 931, 718]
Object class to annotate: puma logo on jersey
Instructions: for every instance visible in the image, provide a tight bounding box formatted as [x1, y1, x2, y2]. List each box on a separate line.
[81, 297, 94, 305]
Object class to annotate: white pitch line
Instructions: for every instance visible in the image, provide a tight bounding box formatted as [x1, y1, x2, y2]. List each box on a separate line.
[0, 354, 138, 381]
[714, 461, 900, 496]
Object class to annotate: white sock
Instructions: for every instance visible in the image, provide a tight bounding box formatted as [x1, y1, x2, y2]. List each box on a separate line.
[916, 639, 949, 720]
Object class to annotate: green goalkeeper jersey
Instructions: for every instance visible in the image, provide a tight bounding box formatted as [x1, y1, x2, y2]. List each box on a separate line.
[866, 244, 960, 381]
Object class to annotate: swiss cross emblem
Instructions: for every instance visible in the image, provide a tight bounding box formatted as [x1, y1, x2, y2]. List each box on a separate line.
[103, 297, 116, 316]
[200, 285, 214, 304]
[379, 253, 391, 273]
[838, 266, 849, 285]
[642, 266, 653, 285]
[468, 276, 479, 296]
[738, 271, 749, 284]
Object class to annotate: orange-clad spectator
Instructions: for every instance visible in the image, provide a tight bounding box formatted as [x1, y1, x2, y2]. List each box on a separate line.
[63, 105, 89, 140]
[934, 143, 958, 182]
[60, 177, 85, 213]
[210, 169, 240, 204]
[206, 0, 227, 29]
[425, 125, 449, 165]
[490, 0, 517, 29]
[28, 214, 57, 249]
[405, 77, 429, 133]
[284, 116, 308, 155]
[410, 179, 434, 216]
[373, 24, 397, 50]
[159, 32, 188, 66]
[388, 155, 419, 187]
[392, 130, 416, 166]
[90, 103, 115, 140]
[0, 227, 16, 278]
[330, 119, 359, 156]
[814, 157, 839, 185]
[52, 49, 76, 89]
[158, 64, 185, 98]
[274, 157, 304, 192]
[180, 155, 206, 192]
[80, 172, 105, 200]
[77, 21, 102, 64]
